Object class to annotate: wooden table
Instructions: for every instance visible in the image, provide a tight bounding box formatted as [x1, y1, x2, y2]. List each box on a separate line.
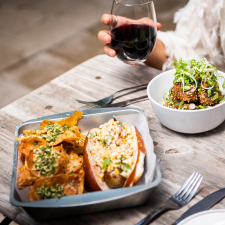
[1, 55, 225, 225]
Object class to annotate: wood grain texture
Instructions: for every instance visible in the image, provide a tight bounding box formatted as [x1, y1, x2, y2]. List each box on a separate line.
[0, 55, 225, 225]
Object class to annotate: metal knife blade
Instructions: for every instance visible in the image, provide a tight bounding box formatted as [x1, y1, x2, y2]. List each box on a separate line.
[101, 95, 148, 108]
[172, 188, 225, 225]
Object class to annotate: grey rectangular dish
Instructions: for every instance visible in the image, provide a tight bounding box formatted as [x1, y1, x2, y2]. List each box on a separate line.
[10, 107, 161, 220]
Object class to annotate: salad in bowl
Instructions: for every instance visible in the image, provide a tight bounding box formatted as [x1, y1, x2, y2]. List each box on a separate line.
[163, 58, 225, 110]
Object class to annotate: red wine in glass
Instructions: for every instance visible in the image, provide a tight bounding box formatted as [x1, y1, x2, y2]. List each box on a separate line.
[109, 0, 157, 65]
[110, 23, 156, 63]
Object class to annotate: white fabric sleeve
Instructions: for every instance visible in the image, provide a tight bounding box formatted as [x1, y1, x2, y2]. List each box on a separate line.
[157, 0, 224, 71]
[157, 30, 200, 71]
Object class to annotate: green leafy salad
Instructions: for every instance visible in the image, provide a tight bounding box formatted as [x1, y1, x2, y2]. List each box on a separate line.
[163, 58, 225, 110]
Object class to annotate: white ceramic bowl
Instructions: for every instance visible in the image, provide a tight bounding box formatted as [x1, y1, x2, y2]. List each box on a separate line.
[147, 69, 225, 133]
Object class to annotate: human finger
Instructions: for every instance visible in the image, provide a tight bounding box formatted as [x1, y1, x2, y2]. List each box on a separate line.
[98, 30, 111, 43]
[104, 44, 116, 57]
[101, 14, 110, 25]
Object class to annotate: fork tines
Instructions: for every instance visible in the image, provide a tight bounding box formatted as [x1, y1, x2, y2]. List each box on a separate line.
[174, 172, 203, 203]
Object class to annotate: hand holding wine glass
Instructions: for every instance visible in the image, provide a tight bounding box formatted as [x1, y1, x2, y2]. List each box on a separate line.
[98, 0, 160, 65]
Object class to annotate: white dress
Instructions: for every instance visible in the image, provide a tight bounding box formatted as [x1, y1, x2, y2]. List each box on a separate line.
[157, 0, 225, 71]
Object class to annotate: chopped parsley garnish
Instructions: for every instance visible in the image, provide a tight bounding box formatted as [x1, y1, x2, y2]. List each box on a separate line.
[36, 184, 65, 199]
[43, 123, 68, 142]
[34, 141, 38, 146]
[33, 146, 60, 176]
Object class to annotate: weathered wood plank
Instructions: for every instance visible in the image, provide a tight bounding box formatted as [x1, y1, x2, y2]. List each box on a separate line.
[0, 55, 225, 225]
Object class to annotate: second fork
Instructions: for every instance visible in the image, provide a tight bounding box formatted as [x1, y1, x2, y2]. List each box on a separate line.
[75, 83, 148, 107]
[136, 172, 203, 225]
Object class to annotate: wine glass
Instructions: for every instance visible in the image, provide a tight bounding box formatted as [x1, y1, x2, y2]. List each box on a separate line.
[109, 0, 157, 65]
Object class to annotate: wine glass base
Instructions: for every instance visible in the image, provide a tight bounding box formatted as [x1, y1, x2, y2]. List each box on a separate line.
[121, 59, 146, 66]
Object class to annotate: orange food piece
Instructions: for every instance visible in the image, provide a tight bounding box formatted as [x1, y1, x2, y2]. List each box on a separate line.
[16, 137, 47, 156]
[19, 165, 26, 173]
[18, 168, 38, 189]
[65, 150, 83, 175]
[48, 126, 84, 146]
[40, 110, 83, 130]
[29, 173, 84, 201]
[26, 145, 68, 177]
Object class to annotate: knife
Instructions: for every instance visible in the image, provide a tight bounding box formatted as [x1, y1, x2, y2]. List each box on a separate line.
[101, 95, 148, 108]
[172, 188, 225, 225]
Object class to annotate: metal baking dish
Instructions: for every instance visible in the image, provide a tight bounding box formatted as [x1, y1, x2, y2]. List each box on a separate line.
[10, 107, 161, 220]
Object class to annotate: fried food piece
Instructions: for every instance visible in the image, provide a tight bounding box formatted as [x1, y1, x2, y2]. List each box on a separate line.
[16, 137, 47, 156]
[17, 125, 85, 150]
[29, 174, 84, 201]
[23, 130, 46, 136]
[40, 110, 83, 130]
[199, 89, 222, 106]
[18, 145, 68, 189]
[18, 168, 38, 189]
[26, 145, 68, 178]
[199, 83, 222, 106]
[65, 150, 83, 175]
[172, 83, 198, 103]
[61, 137, 86, 154]
[48, 126, 84, 146]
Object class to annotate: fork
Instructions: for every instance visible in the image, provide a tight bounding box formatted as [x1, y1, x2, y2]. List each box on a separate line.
[136, 172, 203, 225]
[75, 83, 148, 107]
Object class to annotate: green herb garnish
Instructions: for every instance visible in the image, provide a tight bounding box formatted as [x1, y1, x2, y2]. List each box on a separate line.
[198, 105, 207, 109]
[212, 93, 219, 101]
[33, 146, 59, 176]
[120, 163, 132, 172]
[120, 156, 127, 161]
[103, 157, 112, 170]
[179, 100, 184, 109]
[207, 89, 211, 97]
[214, 87, 221, 92]
[36, 184, 65, 199]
